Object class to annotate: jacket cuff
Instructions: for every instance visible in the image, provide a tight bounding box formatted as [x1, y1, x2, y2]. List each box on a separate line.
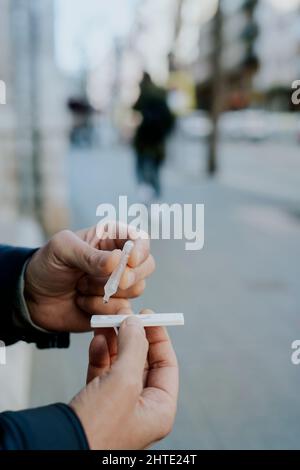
[14, 259, 49, 334]
[0, 404, 89, 450]
[0, 245, 70, 349]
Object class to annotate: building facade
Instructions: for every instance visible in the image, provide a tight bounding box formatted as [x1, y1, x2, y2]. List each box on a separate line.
[0, 0, 72, 413]
[187, 0, 300, 112]
[0, 0, 71, 236]
[192, 0, 259, 111]
[254, 0, 300, 110]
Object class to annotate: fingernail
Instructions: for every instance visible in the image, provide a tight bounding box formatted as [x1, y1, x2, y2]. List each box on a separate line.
[124, 315, 144, 330]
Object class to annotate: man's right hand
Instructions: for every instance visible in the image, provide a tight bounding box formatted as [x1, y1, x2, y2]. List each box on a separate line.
[70, 313, 178, 449]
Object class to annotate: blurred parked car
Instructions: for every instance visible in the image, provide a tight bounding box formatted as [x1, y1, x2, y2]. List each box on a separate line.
[178, 109, 300, 143]
[178, 111, 212, 140]
[297, 118, 300, 144]
[220, 110, 272, 142]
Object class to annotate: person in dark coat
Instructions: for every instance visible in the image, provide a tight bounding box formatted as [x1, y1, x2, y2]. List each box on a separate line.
[133, 73, 175, 199]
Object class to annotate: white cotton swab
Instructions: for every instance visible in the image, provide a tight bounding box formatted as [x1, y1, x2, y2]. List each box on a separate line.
[103, 240, 134, 304]
[91, 313, 184, 328]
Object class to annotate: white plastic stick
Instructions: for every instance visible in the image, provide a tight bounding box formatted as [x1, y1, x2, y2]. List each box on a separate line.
[103, 240, 134, 303]
[91, 313, 184, 328]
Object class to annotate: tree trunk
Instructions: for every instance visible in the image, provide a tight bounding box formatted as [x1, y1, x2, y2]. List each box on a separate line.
[207, 2, 223, 176]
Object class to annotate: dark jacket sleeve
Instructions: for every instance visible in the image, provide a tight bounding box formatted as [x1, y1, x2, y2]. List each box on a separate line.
[0, 245, 69, 349]
[0, 246, 88, 450]
[0, 404, 89, 450]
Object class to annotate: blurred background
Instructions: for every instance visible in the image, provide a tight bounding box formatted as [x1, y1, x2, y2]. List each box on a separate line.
[1, 0, 300, 449]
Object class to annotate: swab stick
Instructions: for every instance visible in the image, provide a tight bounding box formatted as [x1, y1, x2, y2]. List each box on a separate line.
[103, 240, 134, 303]
[91, 313, 184, 328]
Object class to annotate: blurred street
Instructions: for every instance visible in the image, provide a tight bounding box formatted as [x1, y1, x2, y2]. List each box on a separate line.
[30, 129, 300, 449]
[1, 0, 300, 452]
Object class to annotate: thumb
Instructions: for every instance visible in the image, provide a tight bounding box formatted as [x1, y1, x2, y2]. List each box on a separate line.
[86, 334, 111, 384]
[113, 316, 149, 392]
[51, 230, 121, 276]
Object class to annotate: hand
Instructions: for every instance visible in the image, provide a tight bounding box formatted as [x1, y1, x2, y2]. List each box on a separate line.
[70, 313, 179, 449]
[24, 224, 155, 332]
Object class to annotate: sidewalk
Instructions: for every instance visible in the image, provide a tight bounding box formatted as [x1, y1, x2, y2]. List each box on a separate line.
[0, 214, 44, 411]
[29, 136, 300, 449]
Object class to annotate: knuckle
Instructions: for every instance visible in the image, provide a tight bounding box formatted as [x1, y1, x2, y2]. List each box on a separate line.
[49, 230, 72, 252]
[158, 410, 175, 439]
[106, 301, 129, 315]
[58, 229, 73, 243]
[48, 233, 60, 252]
[119, 274, 129, 290]
[118, 298, 131, 310]
[60, 229, 73, 238]
[88, 297, 100, 311]
[113, 368, 140, 395]
[131, 280, 146, 298]
[86, 250, 99, 267]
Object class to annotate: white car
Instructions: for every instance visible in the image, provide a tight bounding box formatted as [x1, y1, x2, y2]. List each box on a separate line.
[179, 111, 212, 140]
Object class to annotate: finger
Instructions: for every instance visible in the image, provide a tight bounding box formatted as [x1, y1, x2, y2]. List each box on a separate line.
[91, 307, 133, 364]
[76, 296, 131, 315]
[93, 328, 119, 365]
[106, 279, 147, 299]
[139, 324, 179, 444]
[134, 310, 178, 446]
[97, 222, 150, 267]
[139, 310, 178, 401]
[52, 230, 122, 277]
[77, 276, 146, 299]
[112, 316, 149, 398]
[128, 236, 150, 268]
[86, 334, 110, 384]
[76, 251, 154, 292]
[102, 307, 134, 365]
[119, 255, 155, 290]
[31, 296, 93, 333]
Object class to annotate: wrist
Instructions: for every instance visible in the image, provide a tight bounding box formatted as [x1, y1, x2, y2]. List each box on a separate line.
[23, 253, 48, 331]
[12, 254, 48, 333]
[23, 249, 40, 300]
[69, 400, 95, 450]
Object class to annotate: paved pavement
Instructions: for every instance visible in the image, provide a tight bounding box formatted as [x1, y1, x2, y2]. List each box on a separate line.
[0, 216, 44, 411]
[31, 132, 300, 449]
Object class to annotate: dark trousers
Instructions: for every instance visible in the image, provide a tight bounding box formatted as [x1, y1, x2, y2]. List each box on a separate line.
[136, 152, 162, 197]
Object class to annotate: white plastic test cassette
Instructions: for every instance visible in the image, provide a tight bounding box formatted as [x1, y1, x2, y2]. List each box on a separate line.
[91, 313, 184, 328]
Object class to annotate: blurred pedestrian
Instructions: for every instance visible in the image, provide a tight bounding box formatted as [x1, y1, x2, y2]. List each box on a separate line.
[67, 98, 94, 148]
[133, 73, 175, 201]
